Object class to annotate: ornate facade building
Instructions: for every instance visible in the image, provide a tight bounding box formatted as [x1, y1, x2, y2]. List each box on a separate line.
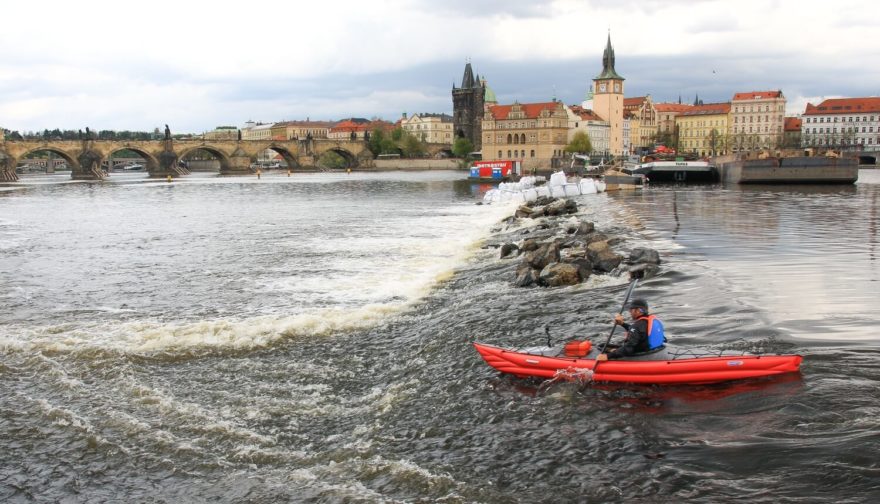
[623, 95, 658, 152]
[591, 34, 625, 156]
[481, 101, 569, 169]
[452, 63, 487, 151]
[729, 90, 786, 151]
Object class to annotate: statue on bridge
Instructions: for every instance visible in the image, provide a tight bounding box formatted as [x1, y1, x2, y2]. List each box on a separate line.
[238, 129, 242, 141]
[164, 124, 171, 140]
[85, 127, 91, 140]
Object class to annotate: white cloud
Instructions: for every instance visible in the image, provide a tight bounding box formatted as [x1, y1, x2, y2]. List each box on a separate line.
[1, 0, 879, 132]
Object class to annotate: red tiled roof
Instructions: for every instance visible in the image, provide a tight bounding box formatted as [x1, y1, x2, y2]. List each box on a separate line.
[680, 102, 731, 116]
[623, 97, 647, 109]
[569, 105, 605, 121]
[654, 103, 693, 113]
[803, 97, 880, 115]
[784, 117, 802, 131]
[732, 90, 784, 101]
[488, 102, 562, 120]
[329, 120, 371, 133]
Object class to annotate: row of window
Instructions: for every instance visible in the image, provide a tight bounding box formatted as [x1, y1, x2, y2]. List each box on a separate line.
[733, 104, 785, 113]
[805, 137, 877, 145]
[734, 115, 783, 123]
[498, 149, 536, 158]
[732, 125, 783, 133]
[806, 126, 875, 134]
[804, 116, 877, 123]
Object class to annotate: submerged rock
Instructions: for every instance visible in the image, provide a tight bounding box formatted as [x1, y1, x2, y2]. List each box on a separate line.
[514, 264, 540, 287]
[539, 263, 580, 287]
[500, 243, 519, 259]
[629, 247, 661, 265]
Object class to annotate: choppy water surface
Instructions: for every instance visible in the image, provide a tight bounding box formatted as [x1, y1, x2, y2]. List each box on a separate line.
[1, 170, 879, 502]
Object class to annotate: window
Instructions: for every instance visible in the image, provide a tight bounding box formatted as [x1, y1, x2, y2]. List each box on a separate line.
[507, 150, 511, 158]
[507, 134, 512, 144]
[531, 150, 535, 157]
[498, 150, 502, 158]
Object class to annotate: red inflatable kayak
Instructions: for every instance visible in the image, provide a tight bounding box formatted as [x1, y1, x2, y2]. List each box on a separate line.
[474, 342, 802, 385]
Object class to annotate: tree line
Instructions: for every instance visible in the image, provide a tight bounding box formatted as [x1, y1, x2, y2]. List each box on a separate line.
[2, 128, 188, 141]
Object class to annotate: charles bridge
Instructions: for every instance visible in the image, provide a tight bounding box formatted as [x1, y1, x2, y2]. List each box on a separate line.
[0, 138, 451, 182]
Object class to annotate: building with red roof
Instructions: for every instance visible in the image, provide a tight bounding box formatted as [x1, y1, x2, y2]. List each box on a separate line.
[655, 103, 694, 137]
[730, 90, 786, 151]
[567, 105, 610, 155]
[481, 100, 570, 169]
[801, 97, 880, 151]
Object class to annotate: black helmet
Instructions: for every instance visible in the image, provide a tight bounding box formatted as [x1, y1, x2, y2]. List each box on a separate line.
[626, 298, 649, 312]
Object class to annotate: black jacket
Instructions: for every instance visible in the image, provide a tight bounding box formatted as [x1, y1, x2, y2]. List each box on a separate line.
[607, 318, 650, 358]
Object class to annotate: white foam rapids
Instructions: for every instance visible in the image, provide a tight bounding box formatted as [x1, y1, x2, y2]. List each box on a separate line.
[0, 199, 515, 356]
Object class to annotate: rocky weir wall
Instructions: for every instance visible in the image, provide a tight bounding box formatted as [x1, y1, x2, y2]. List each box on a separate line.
[481, 196, 661, 287]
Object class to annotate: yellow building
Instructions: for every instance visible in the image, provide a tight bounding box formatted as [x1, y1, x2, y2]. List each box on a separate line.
[271, 120, 334, 140]
[592, 34, 625, 156]
[400, 113, 454, 144]
[675, 103, 731, 157]
[481, 101, 569, 170]
[204, 126, 238, 140]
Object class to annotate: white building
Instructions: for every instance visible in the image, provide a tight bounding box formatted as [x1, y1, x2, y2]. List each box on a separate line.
[567, 105, 610, 157]
[801, 97, 880, 151]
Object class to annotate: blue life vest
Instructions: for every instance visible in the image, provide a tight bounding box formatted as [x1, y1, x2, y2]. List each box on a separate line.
[639, 315, 666, 350]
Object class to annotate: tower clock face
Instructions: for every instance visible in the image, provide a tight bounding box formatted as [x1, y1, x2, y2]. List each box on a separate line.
[614, 83, 620, 92]
[599, 83, 607, 92]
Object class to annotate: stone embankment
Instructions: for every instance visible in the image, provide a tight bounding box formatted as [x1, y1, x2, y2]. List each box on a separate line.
[486, 196, 661, 287]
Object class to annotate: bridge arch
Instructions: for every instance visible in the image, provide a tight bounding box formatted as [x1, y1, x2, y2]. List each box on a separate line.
[323, 148, 358, 169]
[106, 147, 160, 173]
[177, 146, 232, 172]
[14, 146, 79, 173]
[264, 144, 300, 168]
[858, 155, 877, 166]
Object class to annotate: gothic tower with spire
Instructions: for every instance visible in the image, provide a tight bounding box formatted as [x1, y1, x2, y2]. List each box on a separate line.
[592, 33, 625, 156]
[452, 62, 485, 151]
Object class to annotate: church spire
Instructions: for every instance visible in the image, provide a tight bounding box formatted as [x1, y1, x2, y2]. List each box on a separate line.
[461, 62, 476, 89]
[594, 32, 624, 81]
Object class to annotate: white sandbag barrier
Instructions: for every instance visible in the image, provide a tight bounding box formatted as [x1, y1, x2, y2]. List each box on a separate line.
[482, 172, 604, 204]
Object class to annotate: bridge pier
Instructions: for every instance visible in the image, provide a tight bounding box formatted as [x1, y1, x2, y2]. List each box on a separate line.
[220, 147, 254, 176]
[0, 149, 18, 182]
[73, 146, 106, 180]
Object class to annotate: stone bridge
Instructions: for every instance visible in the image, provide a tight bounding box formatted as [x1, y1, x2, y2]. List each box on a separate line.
[0, 137, 451, 182]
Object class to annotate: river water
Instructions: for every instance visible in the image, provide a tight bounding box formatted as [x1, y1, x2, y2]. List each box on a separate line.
[1, 170, 879, 503]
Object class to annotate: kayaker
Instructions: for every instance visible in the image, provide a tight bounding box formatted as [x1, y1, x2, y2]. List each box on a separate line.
[597, 298, 666, 360]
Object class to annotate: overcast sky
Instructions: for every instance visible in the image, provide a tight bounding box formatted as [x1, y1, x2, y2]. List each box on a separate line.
[2, 0, 879, 133]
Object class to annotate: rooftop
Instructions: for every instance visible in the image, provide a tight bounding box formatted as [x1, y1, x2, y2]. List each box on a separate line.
[488, 101, 564, 120]
[803, 97, 880, 115]
[732, 91, 784, 101]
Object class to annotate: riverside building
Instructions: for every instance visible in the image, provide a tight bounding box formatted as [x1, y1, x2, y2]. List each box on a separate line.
[800, 97, 880, 151]
[481, 100, 569, 170]
[400, 113, 454, 144]
[730, 90, 786, 151]
[623, 95, 658, 153]
[676, 102, 732, 156]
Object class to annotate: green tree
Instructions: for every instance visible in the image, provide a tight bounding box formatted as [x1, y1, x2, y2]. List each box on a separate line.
[452, 137, 473, 158]
[368, 128, 386, 156]
[401, 133, 426, 158]
[390, 127, 404, 142]
[565, 131, 593, 154]
[318, 151, 348, 169]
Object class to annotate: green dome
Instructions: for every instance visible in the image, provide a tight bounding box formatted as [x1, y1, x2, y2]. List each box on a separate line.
[484, 83, 497, 103]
